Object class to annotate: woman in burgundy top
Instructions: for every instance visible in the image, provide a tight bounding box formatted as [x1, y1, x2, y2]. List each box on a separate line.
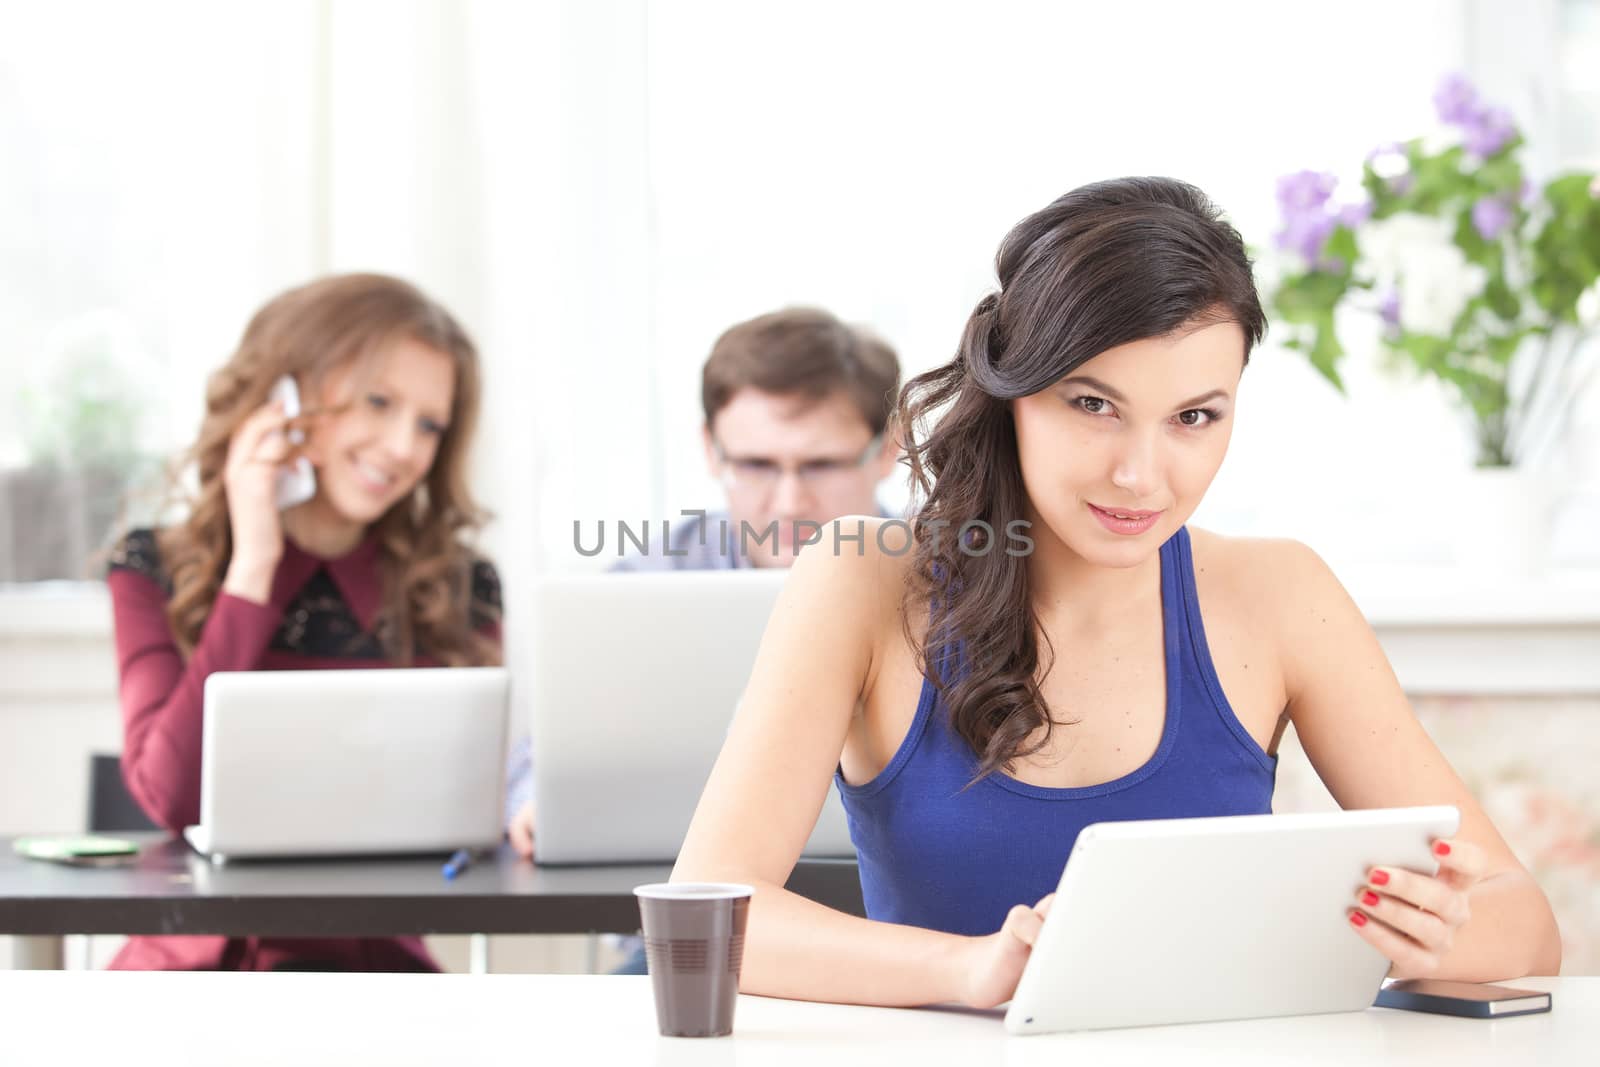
[105, 273, 502, 971]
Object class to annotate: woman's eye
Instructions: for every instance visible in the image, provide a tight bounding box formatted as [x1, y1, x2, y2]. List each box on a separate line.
[1176, 408, 1221, 428]
[1074, 396, 1112, 416]
[366, 393, 390, 410]
[420, 417, 447, 436]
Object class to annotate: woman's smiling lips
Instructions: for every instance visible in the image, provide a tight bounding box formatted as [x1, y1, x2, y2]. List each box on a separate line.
[351, 456, 399, 497]
[1087, 502, 1163, 535]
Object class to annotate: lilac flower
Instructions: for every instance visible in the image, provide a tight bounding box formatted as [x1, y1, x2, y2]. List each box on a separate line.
[1274, 170, 1344, 268]
[1463, 107, 1516, 157]
[1471, 197, 1514, 240]
[1338, 200, 1373, 228]
[1276, 170, 1337, 214]
[1378, 288, 1402, 339]
[1275, 211, 1337, 263]
[1433, 73, 1482, 125]
[1431, 73, 1520, 156]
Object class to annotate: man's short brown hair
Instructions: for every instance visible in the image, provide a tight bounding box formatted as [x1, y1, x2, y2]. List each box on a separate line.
[701, 307, 901, 435]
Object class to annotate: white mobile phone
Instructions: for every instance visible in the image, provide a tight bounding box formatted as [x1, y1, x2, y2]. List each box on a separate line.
[268, 375, 317, 510]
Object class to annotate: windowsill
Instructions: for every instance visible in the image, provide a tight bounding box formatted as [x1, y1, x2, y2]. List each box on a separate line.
[12, 569, 1600, 629]
[1340, 567, 1600, 626]
[0, 582, 114, 638]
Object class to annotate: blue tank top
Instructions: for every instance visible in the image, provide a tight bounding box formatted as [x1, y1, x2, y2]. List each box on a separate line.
[835, 526, 1277, 936]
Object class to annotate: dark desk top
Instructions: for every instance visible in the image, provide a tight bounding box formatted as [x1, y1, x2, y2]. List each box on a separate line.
[0, 835, 864, 937]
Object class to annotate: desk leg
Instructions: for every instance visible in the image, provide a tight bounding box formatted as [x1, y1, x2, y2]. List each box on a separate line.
[11, 936, 65, 970]
[468, 933, 490, 975]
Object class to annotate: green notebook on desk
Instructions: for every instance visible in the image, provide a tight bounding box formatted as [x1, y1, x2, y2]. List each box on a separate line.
[13, 835, 141, 867]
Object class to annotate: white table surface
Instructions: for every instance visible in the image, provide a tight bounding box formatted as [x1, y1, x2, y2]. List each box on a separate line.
[0, 972, 1585, 1066]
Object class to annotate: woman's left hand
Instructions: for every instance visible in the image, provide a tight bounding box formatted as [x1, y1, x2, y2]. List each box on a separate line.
[1348, 837, 1488, 976]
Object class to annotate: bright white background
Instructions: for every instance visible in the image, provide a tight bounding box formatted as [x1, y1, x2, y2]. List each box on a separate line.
[2, 0, 1597, 621]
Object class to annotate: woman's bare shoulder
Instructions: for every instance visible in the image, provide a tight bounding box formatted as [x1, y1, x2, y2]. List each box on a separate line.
[790, 515, 917, 627]
[1187, 526, 1351, 633]
[796, 515, 921, 601]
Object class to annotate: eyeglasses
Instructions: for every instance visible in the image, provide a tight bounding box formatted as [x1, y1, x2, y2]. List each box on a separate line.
[712, 434, 885, 493]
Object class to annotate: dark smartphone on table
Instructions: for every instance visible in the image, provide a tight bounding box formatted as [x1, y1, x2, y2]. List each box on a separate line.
[1375, 978, 1552, 1018]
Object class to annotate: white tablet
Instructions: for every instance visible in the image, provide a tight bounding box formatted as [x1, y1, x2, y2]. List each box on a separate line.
[1005, 805, 1461, 1035]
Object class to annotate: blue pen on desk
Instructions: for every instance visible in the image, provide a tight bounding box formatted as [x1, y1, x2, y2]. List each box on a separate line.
[442, 848, 473, 881]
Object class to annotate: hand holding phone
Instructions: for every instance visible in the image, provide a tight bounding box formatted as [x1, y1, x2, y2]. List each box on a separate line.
[220, 377, 313, 602]
[268, 375, 317, 510]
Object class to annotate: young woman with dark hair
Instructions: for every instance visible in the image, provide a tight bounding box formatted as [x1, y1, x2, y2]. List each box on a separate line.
[105, 273, 501, 971]
[671, 177, 1560, 1006]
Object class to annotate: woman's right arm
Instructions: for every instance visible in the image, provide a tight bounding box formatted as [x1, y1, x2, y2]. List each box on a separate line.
[111, 400, 298, 831]
[109, 566, 285, 832]
[671, 536, 1051, 1008]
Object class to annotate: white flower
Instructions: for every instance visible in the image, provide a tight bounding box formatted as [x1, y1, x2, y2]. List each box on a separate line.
[1421, 126, 1460, 159]
[1367, 143, 1410, 181]
[1578, 278, 1600, 328]
[1358, 213, 1488, 337]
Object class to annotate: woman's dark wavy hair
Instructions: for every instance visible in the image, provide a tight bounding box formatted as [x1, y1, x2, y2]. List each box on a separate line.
[898, 176, 1266, 781]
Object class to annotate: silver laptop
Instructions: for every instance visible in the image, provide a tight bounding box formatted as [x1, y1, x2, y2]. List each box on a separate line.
[529, 570, 855, 865]
[185, 667, 510, 863]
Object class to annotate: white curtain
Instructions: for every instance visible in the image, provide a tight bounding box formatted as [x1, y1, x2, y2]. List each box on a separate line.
[4, 0, 1598, 589]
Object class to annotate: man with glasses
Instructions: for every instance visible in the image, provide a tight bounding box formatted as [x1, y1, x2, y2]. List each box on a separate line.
[504, 309, 903, 957]
[617, 306, 902, 571]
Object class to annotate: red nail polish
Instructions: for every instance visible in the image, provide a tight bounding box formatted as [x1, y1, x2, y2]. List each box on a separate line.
[1350, 911, 1368, 927]
[1370, 869, 1390, 886]
[1361, 890, 1380, 907]
[1434, 841, 1452, 857]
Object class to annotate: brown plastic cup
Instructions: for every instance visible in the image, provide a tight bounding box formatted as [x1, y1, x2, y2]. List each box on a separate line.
[633, 882, 752, 1038]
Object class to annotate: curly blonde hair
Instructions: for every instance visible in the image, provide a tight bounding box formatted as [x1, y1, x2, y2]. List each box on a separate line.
[157, 273, 500, 667]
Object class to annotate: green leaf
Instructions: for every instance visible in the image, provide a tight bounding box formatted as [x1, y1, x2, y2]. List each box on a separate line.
[1306, 314, 1347, 392]
[1452, 209, 1498, 268]
[1406, 144, 1474, 214]
[1271, 269, 1351, 324]
[1475, 154, 1523, 197]
[1543, 172, 1597, 214]
[1324, 224, 1360, 265]
[1484, 274, 1520, 322]
[1483, 329, 1527, 366]
[1529, 172, 1600, 319]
